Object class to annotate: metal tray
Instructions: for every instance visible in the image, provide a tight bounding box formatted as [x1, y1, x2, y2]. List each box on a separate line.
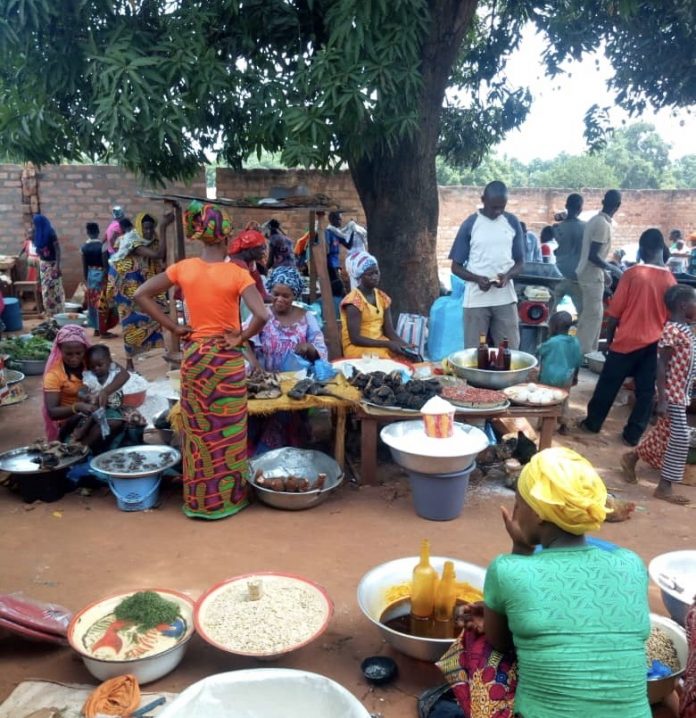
[90, 444, 181, 478]
[0, 445, 88, 475]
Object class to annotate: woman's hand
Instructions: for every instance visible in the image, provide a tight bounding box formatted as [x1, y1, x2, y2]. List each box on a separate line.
[75, 401, 96, 415]
[501, 505, 535, 555]
[454, 601, 484, 634]
[173, 325, 193, 340]
[386, 339, 407, 353]
[98, 390, 109, 409]
[295, 342, 319, 361]
[222, 328, 243, 349]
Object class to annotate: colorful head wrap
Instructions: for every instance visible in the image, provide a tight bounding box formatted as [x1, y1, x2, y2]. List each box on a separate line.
[347, 250, 378, 281]
[268, 266, 304, 299]
[42, 325, 91, 441]
[184, 202, 232, 245]
[32, 214, 56, 252]
[112, 206, 125, 220]
[517, 448, 608, 535]
[228, 228, 267, 255]
[134, 212, 157, 238]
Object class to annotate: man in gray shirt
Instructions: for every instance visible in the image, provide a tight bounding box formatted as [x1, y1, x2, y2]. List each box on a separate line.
[552, 193, 585, 314]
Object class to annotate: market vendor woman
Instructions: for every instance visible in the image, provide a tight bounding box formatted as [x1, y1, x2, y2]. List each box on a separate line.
[340, 252, 411, 359]
[135, 204, 268, 520]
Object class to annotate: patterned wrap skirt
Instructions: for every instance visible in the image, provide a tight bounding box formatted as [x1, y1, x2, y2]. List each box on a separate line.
[179, 339, 250, 519]
[39, 260, 65, 316]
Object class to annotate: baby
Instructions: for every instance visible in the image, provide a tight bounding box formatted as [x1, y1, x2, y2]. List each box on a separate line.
[74, 345, 140, 445]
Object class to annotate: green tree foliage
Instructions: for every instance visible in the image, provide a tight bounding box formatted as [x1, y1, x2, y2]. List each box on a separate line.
[1, 1, 695, 312]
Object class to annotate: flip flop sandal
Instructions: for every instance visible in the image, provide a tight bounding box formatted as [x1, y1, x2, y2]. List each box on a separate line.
[653, 491, 691, 505]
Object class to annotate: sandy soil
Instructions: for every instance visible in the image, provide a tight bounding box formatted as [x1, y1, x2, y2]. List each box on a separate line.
[0, 331, 694, 716]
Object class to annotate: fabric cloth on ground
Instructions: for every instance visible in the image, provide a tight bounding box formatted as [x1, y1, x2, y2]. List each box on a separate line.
[537, 334, 583, 388]
[166, 259, 254, 340]
[584, 342, 658, 445]
[340, 287, 394, 359]
[484, 545, 651, 718]
[604, 265, 676, 354]
[179, 339, 250, 519]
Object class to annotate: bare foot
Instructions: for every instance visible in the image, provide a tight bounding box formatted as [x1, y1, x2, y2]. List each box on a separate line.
[654, 480, 691, 505]
[621, 451, 638, 484]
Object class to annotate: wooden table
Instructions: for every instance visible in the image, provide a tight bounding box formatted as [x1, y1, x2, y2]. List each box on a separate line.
[356, 403, 562, 485]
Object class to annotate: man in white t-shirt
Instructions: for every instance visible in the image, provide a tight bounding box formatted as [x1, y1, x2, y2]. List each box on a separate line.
[449, 181, 525, 349]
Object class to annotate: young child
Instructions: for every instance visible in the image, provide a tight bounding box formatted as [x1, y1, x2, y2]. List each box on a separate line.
[73, 344, 130, 445]
[539, 225, 557, 264]
[622, 284, 696, 505]
[536, 311, 583, 432]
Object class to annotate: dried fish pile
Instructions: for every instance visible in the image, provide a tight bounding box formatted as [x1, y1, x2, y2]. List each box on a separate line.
[28, 440, 85, 469]
[349, 370, 441, 410]
[99, 450, 174, 473]
[246, 370, 281, 399]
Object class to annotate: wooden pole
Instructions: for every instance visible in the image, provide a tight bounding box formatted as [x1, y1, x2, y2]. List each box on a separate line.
[309, 210, 318, 304]
[310, 211, 342, 359]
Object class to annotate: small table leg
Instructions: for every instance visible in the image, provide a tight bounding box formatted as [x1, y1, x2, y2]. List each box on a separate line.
[334, 407, 346, 470]
[360, 416, 378, 486]
[539, 415, 555, 449]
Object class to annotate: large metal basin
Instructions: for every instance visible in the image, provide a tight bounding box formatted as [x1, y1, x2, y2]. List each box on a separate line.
[380, 421, 488, 474]
[357, 556, 486, 662]
[648, 550, 696, 626]
[448, 348, 537, 389]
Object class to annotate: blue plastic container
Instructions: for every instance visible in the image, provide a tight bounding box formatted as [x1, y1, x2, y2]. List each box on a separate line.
[406, 462, 475, 521]
[108, 475, 161, 511]
[427, 276, 465, 361]
[1, 297, 23, 332]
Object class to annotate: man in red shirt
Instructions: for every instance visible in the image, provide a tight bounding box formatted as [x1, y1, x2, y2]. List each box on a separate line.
[580, 229, 676, 445]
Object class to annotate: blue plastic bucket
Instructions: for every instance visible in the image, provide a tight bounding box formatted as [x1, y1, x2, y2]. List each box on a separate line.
[1, 297, 23, 332]
[406, 463, 475, 521]
[108, 475, 161, 511]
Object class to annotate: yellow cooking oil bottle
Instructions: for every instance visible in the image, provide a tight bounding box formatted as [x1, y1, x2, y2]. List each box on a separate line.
[433, 560, 457, 638]
[410, 539, 438, 637]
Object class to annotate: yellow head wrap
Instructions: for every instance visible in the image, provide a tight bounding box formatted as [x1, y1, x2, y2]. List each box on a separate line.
[517, 447, 608, 535]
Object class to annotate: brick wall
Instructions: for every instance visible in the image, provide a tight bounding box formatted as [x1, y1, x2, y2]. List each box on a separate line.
[2, 164, 696, 298]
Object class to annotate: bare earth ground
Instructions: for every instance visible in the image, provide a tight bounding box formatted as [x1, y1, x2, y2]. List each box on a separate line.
[1, 330, 694, 716]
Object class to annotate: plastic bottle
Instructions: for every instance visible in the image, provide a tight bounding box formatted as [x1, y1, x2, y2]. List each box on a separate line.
[433, 561, 457, 638]
[476, 334, 490, 370]
[410, 539, 438, 637]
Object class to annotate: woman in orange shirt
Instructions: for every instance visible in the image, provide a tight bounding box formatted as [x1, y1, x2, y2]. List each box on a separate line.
[135, 205, 267, 520]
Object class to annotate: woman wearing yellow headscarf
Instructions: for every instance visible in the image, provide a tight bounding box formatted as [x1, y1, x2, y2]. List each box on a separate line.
[440, 448, 651, 718]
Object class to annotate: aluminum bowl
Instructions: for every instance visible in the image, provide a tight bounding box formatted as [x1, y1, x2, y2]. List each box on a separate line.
[357, 556, 486, 662]
[380, 421, 488, 474]
[68, 588, 195, 684]
[585, 351, 606, 374]
[649, 550, 696, 626]
[249, 448, 343, 510]
[647, 613, 688, 705]
[447, 349, 538, 389]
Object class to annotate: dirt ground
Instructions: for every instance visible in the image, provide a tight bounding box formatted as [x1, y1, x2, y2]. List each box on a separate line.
[1, 329, 694, 716]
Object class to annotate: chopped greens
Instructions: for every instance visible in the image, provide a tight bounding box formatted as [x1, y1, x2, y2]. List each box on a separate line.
[114, 591, 180, 630]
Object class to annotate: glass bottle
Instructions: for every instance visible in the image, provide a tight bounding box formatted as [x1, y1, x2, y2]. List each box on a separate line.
[433, 561, 457, 638]
[410, 539, 438, 637]
[476, 333, 490, 370]
[501, 336, 511, 370]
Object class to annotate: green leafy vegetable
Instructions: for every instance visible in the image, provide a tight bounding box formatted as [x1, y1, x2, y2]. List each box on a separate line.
[114, 591, 180, 631]
[0, 336, 52, 361]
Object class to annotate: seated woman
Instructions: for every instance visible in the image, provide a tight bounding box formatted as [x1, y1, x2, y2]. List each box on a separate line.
[442, 447, 652, 718]
[247, 266, 328, 453]
[248, 266, 326, 371]
[339, 252, 411, 359]
[43, 325, 94, 441]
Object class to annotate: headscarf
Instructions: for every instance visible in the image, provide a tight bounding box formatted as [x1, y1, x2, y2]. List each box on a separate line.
[228, 228, 266, 255]
[112, 206, 125, 220]
[32, 214, 56, 253]
[346, 250, 378, 281]
[134, 212, 158, 239]
[43, 325, 91, 441]
[184, 202, 232, 245]
[517, 447, 608, 536]
[268, 266, 304, 299]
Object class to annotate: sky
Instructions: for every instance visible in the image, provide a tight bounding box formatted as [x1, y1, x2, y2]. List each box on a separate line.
[496, 26, 696, 162]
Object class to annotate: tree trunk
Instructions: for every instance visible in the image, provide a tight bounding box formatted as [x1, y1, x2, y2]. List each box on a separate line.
[349, 0, 478, 319]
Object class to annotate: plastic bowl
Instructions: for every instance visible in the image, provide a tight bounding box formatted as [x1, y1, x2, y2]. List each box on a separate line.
[447, 349, 537, 389]
[123, 390, 147, 407]
[648, 550, 696, 626]
[357, 556, 485, 662]
[67, 588, 195, 684]
[54, 312, 87, 328]
[18, 358, 47, 376]
[647, 613, 688, 705]
[248, 448, 343, 510]
[195, 572, 333, 659]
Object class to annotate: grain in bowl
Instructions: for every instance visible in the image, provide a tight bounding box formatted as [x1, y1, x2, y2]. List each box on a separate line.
[195, 573, 333, 657]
